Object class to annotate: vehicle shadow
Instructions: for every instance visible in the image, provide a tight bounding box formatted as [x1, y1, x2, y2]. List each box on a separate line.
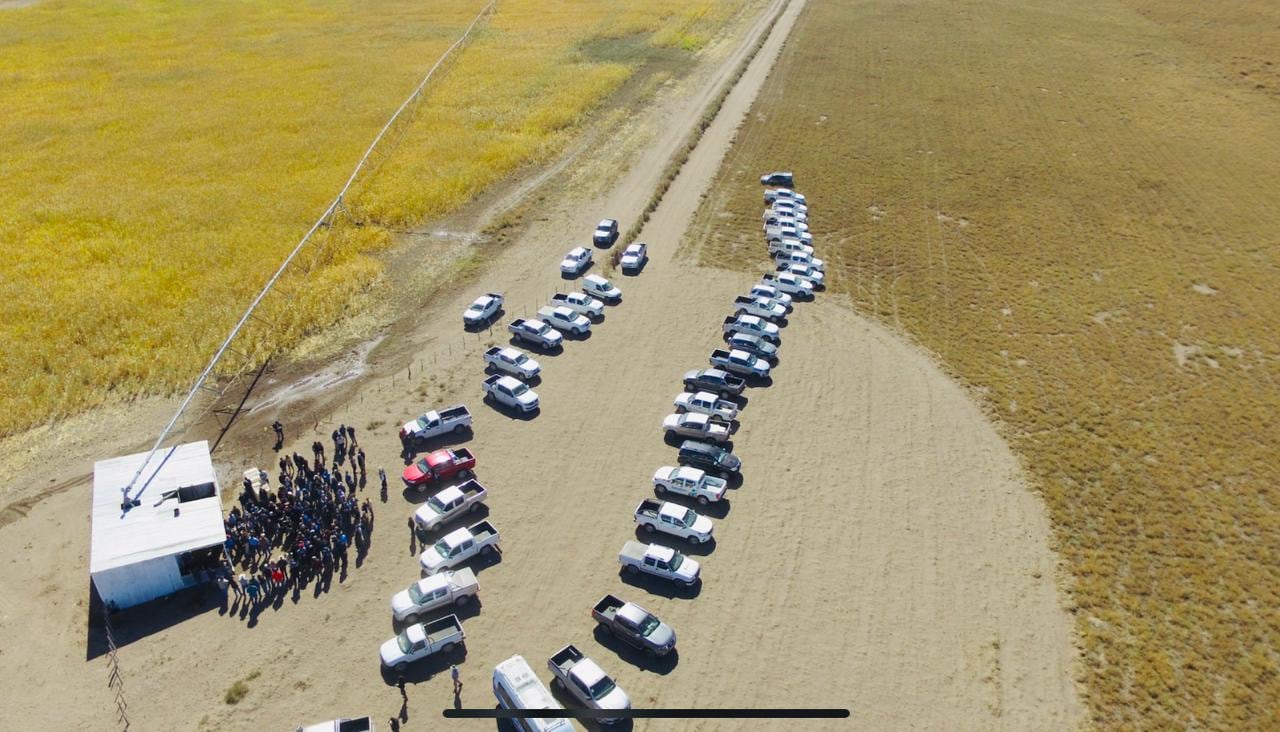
[591, 626, 680, 675]
[508, 336, 565, 357]
[618, 569, 702, 600]
[415, 503, 491, 539]
[483, 365, 542, 387]
[482, 394, 541, 421]
[723, 471, 745, 489]
[633, 526, 716, 556]
[620, 260, 647, 276]
[562, 329, 592, 342]
[561, 262, 593, 280]
[664, 433, 732, 451]
[378, 643, 468, 684]
[746, 375, 774, 389]
[392, 595, 484, 632]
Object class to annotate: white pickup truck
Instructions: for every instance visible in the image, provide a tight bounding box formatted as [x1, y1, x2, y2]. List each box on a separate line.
[399, 405, 473, 442]
[390, 568, 479, 623]
[634, 498, 714, 544]
[483, 374, 539, 413]
[463, 292, 504, 328]
[508, 318, 563, 349]
[547, 642, 632, 721]
[722, 314, 780, 343]
[618, 541, 700, 586]
[413, 479, 488, 533]
[550, 291, 604, 319]
[652, 465, 728, 504]
[733, 295, 787, 321]
[674, 390, 739, 420]
[749, 282, 793, 309]
[663, 412, 731, 443]
[777, 261, 825, 287]
[420, 520, 501, 575]
[709, 348, 771, 378]
[536, 305, 591, 336]
[547, 645, 631, 724]
[484, 346, 541, 380]
[775, 250, 825, 271]
[760, 272, 815, 298]
[619, 243, 647, 273]
[767, 237, 814, 257]
[380, 615, 465, 671]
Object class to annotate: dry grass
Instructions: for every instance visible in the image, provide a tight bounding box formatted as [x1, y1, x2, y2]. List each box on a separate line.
[0, 0, 744, 437]
[689, 0, 1280, 727]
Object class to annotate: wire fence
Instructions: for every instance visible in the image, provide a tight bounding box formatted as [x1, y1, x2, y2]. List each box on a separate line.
[120, 0, 499, 506]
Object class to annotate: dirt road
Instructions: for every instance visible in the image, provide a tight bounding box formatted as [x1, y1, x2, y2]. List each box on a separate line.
[0, 0, 1080, 729]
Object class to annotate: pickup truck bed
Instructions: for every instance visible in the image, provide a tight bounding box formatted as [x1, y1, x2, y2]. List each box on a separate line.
[592, 594, 625, 622]
[469, 520, 498, 544]
[619, 541, 649, 563]
[424, 616, 464, 645]
[438, 406, 469, 421]
[634, 498, 663, 520]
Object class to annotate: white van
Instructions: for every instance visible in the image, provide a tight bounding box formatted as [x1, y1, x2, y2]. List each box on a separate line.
[492, 655, 576, 732]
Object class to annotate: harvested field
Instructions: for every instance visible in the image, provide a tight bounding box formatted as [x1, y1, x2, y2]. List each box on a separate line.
[689, 0, 1280, 727]
[0, 0, 744, 437]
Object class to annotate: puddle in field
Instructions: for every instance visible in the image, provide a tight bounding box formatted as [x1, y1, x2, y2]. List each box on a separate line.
[249, 336, 385, 414]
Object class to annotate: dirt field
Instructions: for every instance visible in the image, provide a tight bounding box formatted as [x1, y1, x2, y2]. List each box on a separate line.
[689, 0, 1280, 728]
[0, 0, 1082, 729]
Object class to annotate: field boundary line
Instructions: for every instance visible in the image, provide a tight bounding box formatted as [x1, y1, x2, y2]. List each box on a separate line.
[119, 0, 498, 506]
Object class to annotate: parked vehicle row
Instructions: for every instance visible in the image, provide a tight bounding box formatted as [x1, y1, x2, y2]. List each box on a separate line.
[466, 176, 814, 725]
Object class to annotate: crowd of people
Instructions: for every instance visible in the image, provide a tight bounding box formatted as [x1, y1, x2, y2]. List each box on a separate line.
[215, 423, 382, 614]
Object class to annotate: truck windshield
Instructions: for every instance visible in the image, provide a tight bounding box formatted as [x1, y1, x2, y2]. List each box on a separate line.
[426, 496, 446, 513]
[589, 677, 617, 701]
[511, 383, 528, 397]
[433, 540, 455, 558]
[396, 633, 413, 654]
[668, 554, 683, 571]
[407, 583, 427, 604]
[681, 510, 695, 527]
[639, 615, 661, 636]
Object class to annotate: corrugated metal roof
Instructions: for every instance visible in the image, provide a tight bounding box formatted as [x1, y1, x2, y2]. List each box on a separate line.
[90, 441, 226, 574]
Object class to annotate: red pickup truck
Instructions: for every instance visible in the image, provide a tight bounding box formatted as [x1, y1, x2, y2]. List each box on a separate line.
[402, 448, 476, 489]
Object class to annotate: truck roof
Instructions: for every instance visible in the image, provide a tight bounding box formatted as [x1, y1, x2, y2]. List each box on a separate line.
[405, 623, 428, 644]
[425, 449, 455, 468]
[412, 573, 451, 597]
[645, 544, 676, 563]
[617, 602, 649, 627]
[433, 485, 464, 505]
[441, 526, 472, 548]
[658, 502, 687, 522]
[569, 658, 607, 687]
[670, 466, 705, 482]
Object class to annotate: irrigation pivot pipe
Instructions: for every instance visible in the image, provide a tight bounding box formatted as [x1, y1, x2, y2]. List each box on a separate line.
[120, 0, 499, 508]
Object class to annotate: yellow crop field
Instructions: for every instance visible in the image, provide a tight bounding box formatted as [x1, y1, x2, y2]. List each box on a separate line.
[0, 0, 743, 437]
[690, 0, 1280, 728]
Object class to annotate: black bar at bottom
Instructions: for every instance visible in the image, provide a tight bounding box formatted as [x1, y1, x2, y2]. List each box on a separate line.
[444, 708, 850, 720]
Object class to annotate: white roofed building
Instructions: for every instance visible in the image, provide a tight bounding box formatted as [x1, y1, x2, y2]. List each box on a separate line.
[90, 441, 227, 610]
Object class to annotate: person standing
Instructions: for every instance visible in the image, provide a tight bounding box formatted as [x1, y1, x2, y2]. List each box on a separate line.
[271, 420, 284, 450]
[451, 664, 462, 695]
[379, 468, 388, 502]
